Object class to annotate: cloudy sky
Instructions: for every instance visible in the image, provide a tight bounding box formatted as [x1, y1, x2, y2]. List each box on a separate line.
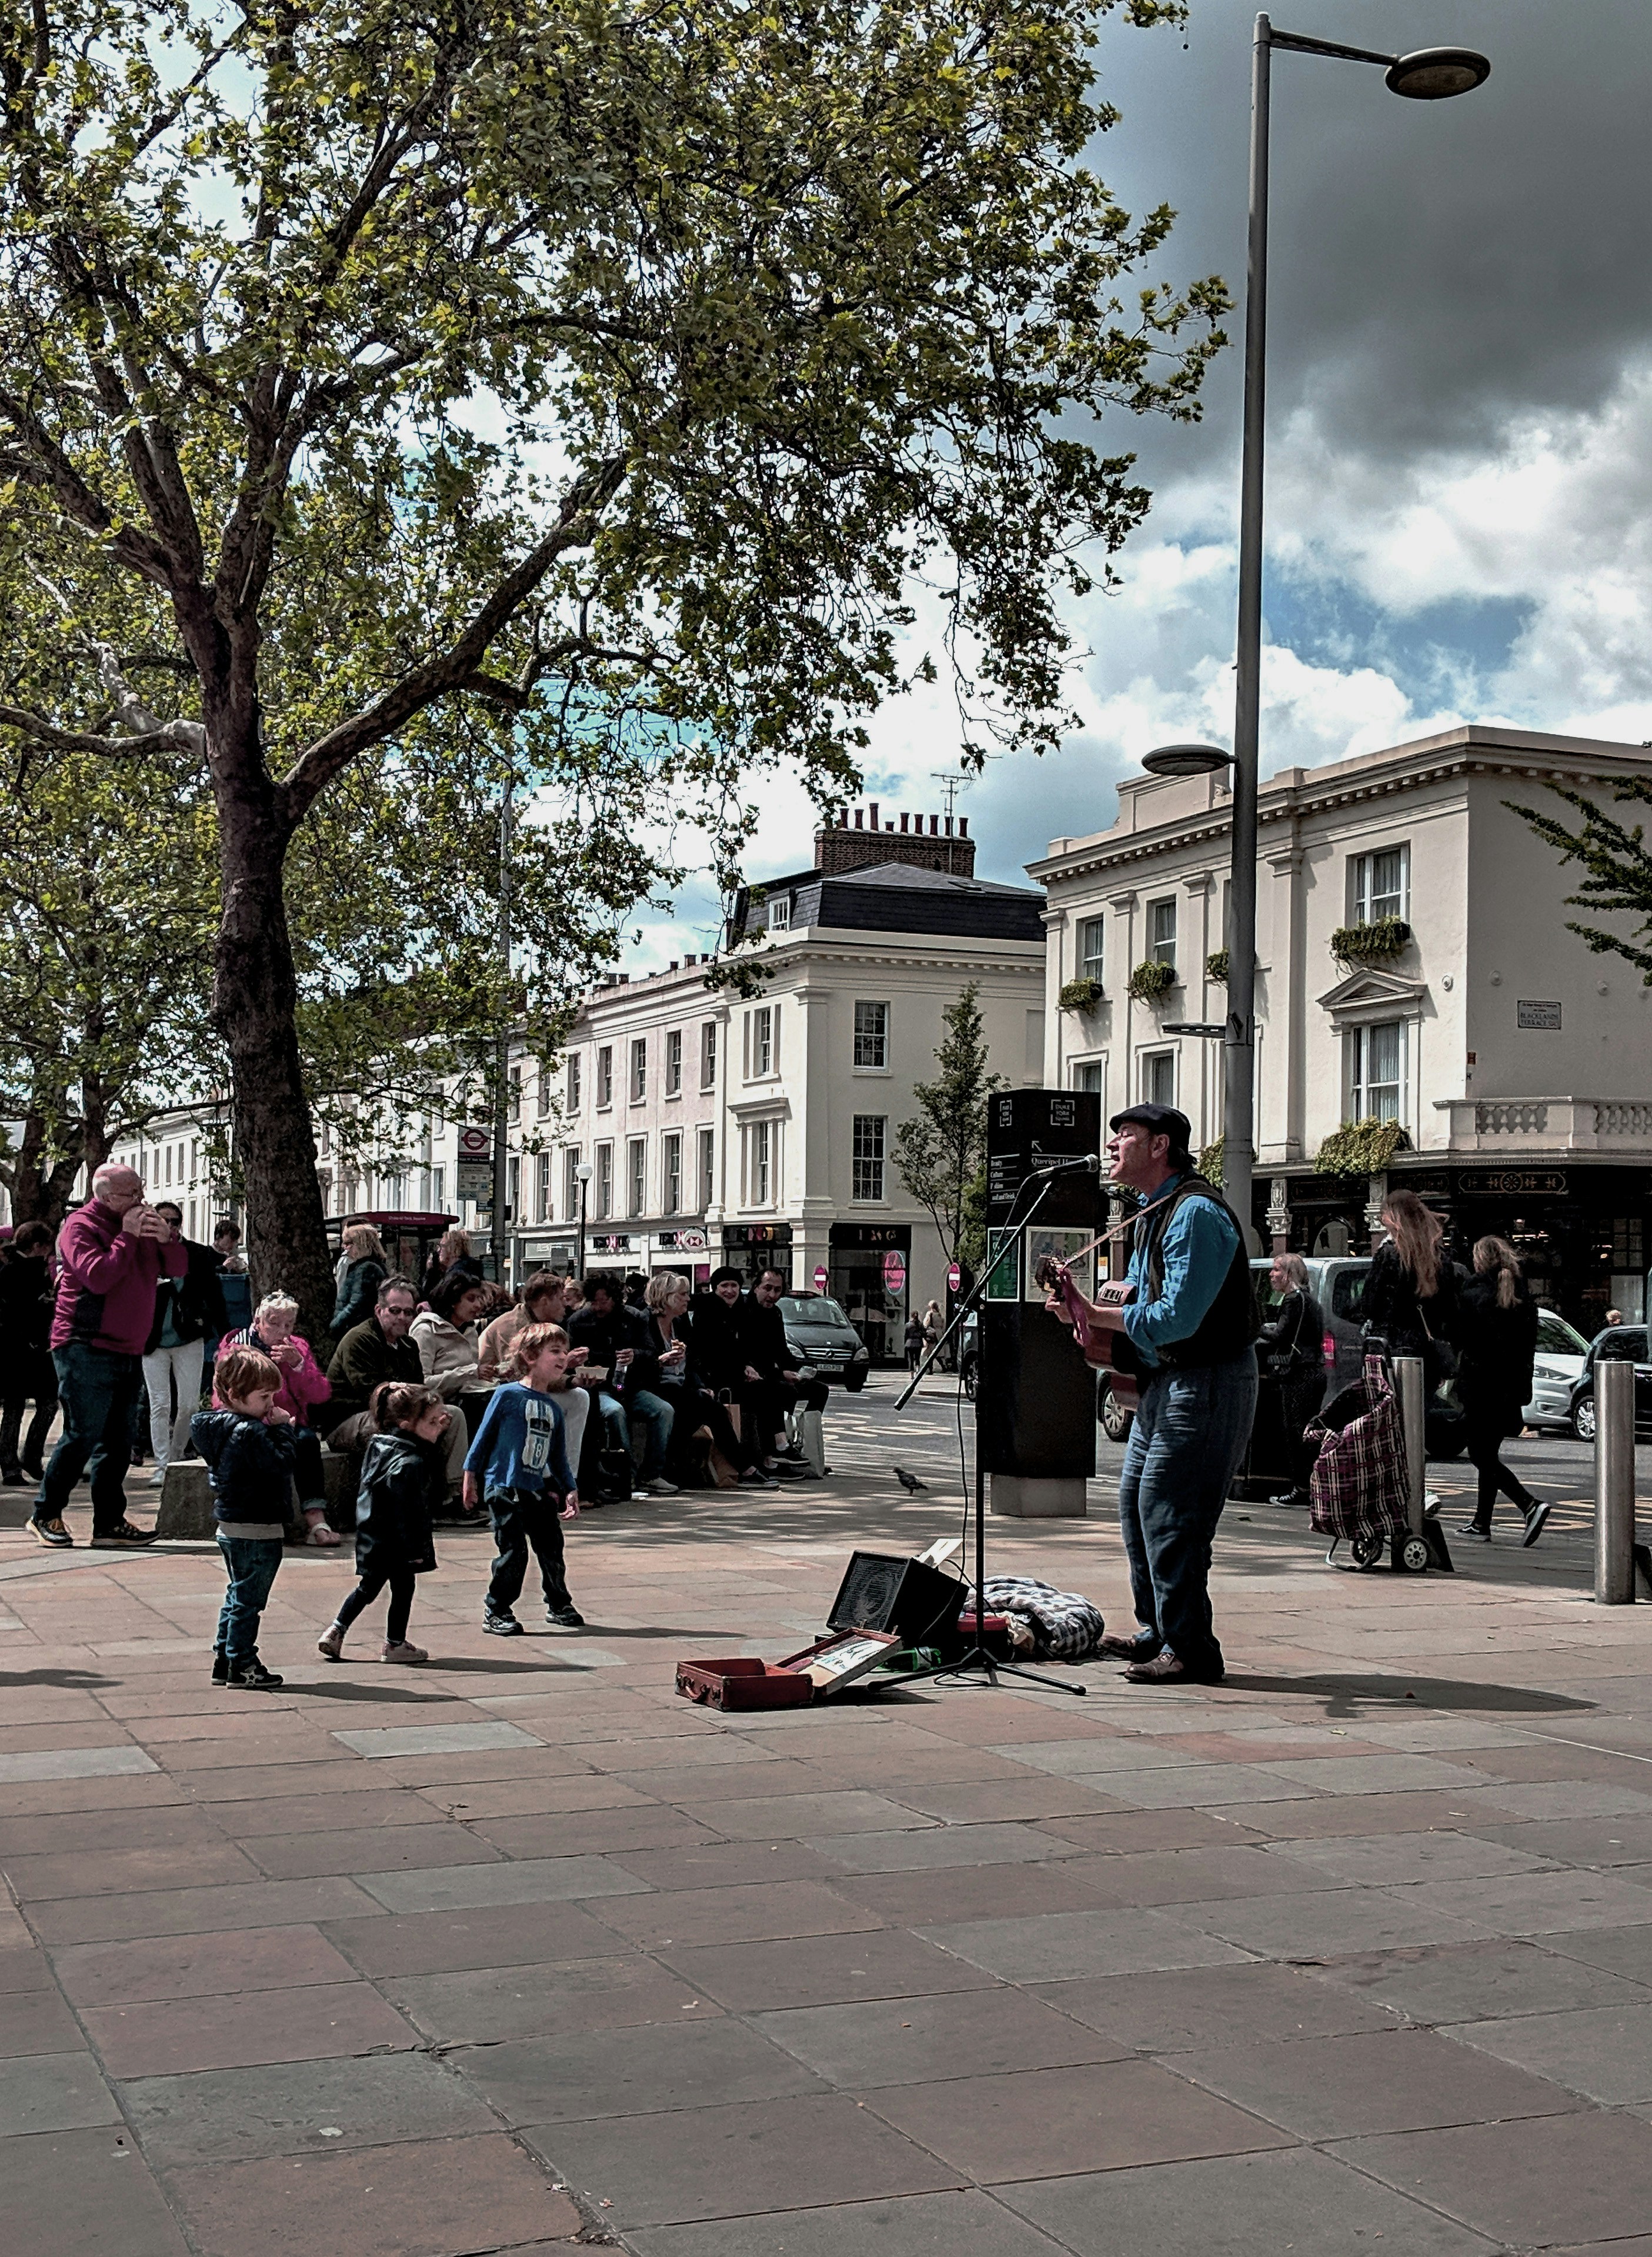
[628, 0, 1652, 963]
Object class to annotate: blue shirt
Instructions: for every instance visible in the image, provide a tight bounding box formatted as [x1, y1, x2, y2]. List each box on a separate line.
[463, 1382, 575, 1498]
[1122, 1171, 1243, 1371]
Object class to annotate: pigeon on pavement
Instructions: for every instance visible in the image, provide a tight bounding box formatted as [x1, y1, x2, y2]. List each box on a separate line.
[893, 1465, 927, 1493]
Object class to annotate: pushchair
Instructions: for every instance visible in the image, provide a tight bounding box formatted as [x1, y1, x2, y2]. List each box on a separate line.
[1305, 1352, 1433, 1573]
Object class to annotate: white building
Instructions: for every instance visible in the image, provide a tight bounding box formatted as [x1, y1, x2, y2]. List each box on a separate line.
[522, 806, 1047, 1356]
[1030, 724, 1652, 1328]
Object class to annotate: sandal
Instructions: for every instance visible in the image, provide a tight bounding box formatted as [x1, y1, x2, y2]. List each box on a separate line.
[303, 1508, 342, 1548]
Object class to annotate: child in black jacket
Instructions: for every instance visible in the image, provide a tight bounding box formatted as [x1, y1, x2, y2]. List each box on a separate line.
[318, 1382, 448, 1663]
[192, 1345, 295, 1690]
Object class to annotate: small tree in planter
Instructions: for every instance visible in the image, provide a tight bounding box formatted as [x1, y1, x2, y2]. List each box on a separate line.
[1127, 959, 1177, 1003]
[1330, 917, 1411, 966]
[1205, 948, 1230, 984]
[1314, 1117, 1412, 1178]
[1057, 976, 1104, 1015]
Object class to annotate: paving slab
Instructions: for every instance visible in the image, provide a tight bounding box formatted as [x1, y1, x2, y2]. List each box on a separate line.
[1331, 2111, 1652, 2248]
[869, 2057, 1290, 2182]
[755, 1984, 1132, 2088]
[1029, 1959, 1404, 2051]
[997, 2143, 1500, 2256]
[323, 1896, 629, 1978]
[385, 1955, 723, 2044]
[587, 1878, 882, 1949]
[532, 2091, 961, 2227]
[351, 1852, 651, 1913]
[1309, 1936, 1652, 2022]
[51, 1922, 362, 2007]
[655, 1928, 1001, 2012]
[459, 2015, 826, 2125]
[0, 2047, 122, 2134]
[1442, 2001, 1652, 2103]
[627, 2188, 1073, 2257]
[1170, 2023, 1582, 2138]
[116, 2049, 496, 2164]
[1, 2123, 192, 2257]
[916, 1906, 1252, 1983]
[82, 1977, 416, 2077]
[329, 1719, 544, 1758]
[0, 1744, 158, 1782]
[162, 2130, 580, 2257]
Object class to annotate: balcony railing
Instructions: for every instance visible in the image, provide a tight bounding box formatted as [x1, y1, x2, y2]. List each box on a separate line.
[1436, 1098, 1652, 1152]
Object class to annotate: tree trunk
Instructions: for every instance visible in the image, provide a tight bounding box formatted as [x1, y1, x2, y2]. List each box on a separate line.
[4, 1106, 84, 1229]
[211, 779, 335, 1343]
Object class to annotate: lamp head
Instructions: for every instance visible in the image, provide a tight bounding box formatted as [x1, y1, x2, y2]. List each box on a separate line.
[575, 1161, 593, 1183]
[1141, 742, 1234, 779]
[1385, 46, 1490, 99]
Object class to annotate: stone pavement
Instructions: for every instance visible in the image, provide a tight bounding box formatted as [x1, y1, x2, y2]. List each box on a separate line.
[3, 1386, 1651, 2257]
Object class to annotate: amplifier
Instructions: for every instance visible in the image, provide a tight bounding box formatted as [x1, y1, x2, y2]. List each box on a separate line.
[827, 1551, 966, 1647]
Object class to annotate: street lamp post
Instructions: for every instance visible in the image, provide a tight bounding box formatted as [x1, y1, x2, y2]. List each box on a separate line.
[575, 1159, 593, 1282]
[491, 775, 515, 1289]
[1148, 22, 1489, 1245]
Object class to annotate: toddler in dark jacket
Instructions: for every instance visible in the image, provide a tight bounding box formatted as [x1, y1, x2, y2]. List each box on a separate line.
[192, 1345, 294, 1690]
[318, 1382, 448, 1663]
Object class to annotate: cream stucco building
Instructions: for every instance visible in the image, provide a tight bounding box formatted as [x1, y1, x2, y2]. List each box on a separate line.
[1031, 725, 1652, 1328]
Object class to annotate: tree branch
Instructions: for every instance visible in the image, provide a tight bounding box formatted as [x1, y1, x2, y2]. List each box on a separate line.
[0, 702, 203, 759]
[276, 454, 629, 828]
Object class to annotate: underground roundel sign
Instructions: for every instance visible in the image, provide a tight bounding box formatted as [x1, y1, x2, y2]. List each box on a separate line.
[882, 1249, 907, 1294]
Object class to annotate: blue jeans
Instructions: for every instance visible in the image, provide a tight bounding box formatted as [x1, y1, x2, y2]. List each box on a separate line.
[594, 1386, 674, 1481]
[1117, 1352, 1258, 1679]
[36, 1343, 143, 1534]
[214, 1534, 284, 1667]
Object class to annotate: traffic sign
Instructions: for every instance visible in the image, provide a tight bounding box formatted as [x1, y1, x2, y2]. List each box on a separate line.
[812, 1264, 829, 1292]
[946, 1260, 962, 1293]
[1163, 1021, 1227, 1038]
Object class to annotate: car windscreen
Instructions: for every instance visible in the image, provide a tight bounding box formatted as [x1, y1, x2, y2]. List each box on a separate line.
[782, 1297, 851, 1328]
[1536, 1310, 1589, 1358]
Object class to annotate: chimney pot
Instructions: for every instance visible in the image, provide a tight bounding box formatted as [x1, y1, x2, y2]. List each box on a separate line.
[853, 809, 863, 829]
[959, 816, 969, 837]
[930, 814, 939, 835]
[868, 801, 879, 829]
[899, 812, 909, 832]
[944, 816, 953, 836]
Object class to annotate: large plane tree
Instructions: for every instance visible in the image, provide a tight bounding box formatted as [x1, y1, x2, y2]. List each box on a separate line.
[0, 0, 1223, 1317]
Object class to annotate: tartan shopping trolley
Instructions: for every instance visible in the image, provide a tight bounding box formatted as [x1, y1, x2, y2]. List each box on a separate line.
[1305, 1352, 1433, 1574]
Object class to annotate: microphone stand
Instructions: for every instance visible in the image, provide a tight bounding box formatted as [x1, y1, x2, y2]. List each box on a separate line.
[886, 1163, 1100, 1699]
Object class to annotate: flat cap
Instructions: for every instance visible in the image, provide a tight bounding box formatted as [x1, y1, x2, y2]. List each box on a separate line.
[1109, 1102, 1193, 1153]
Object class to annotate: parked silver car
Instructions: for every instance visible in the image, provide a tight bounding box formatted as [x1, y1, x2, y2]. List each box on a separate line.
[778, 1293, 872, 1391]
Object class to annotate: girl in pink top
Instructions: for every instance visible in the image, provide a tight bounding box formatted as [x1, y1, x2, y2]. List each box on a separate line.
[220, 1292, 337, 1545]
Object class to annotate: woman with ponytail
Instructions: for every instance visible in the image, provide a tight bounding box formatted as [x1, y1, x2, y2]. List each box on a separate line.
[1362, 1189, 1459, 1381]
[1455, 1235, 1547, 1546]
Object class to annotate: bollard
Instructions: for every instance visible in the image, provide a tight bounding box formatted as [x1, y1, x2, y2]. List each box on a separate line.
[1594, 1356, 1637, 1605]
[1393, 1356, 1427, 1538]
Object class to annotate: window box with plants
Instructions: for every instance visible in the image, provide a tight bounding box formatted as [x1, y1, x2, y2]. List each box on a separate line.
[1058, 976, 1104, 1015]
[1314, 1118, 1413, 1178]
[1126, 959, 1177, 1004]
[1330, 916, 1411, 966]
[1205, 948, 1229, 985]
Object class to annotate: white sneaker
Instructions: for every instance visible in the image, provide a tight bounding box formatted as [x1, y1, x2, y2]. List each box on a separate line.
[645, 1476, 679, 1496]
[148, 1465, 167, 1488]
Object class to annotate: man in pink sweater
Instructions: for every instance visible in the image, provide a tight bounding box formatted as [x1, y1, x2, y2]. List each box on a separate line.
[32, 1165, 186, 1548]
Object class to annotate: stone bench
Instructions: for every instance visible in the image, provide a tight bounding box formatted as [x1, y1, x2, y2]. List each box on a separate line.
[155, 1449, 355, 1541]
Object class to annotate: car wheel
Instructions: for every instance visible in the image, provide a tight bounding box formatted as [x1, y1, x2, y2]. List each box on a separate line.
[843, 1370, 867, 1393]
[959, 1355, 979, 1402]
[1099, 1383, 1134, 1443]
[1573, 1397, 1596, 1443]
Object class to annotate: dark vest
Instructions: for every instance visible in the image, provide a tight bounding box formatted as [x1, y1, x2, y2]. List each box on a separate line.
[1136, 1173, 1259, 1369]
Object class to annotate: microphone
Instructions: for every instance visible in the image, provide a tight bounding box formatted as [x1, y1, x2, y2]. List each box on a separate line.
[1029, 1153, 1102, 1176]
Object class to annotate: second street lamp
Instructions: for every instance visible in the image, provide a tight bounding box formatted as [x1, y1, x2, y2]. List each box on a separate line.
[1214, 14, 1490, 1246]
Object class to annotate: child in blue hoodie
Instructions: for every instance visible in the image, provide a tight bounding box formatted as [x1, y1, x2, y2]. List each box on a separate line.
[191, 1345, 294, 1690]
[463, 1323, 581, 1634]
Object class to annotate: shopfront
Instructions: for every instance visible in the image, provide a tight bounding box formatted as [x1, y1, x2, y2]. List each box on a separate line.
[1273, 1162, 1652, 1335]
[652, 1227, 712, 1286]
[828, 1222, 911, 1366]
[721, 1222, 793, 1287]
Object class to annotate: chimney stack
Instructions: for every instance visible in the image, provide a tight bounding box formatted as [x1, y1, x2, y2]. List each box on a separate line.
[811, 800, 977, 877]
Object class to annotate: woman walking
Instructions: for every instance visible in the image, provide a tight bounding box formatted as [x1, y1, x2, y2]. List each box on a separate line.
[1362, 1190, 1460, 1384]
[1456, 1236, 1548, 1546]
